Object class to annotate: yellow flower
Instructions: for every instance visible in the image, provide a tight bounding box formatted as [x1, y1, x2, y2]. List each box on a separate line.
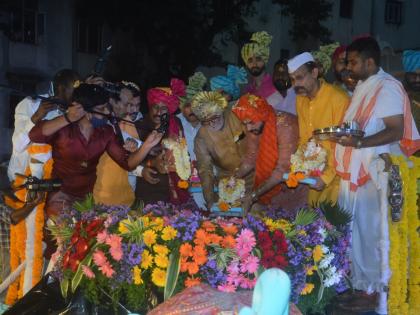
[298, 230, 307, 236]
[306, 265, 315, 276]
[154, 254, 169, 268]
[313, 245, 324, 263]
[153, 244, 169, 256]
[133, 266, 143, 285]
[118, 219, 130, 234]
[301, 283, 315, 295]
[141, 216, 150, 227]
[141, 250, 153, 269]
[143, 230, 157, 247]
[151, 268, 167, 287]
[161, 226, 178, 241]
[151, 217, 164, 231]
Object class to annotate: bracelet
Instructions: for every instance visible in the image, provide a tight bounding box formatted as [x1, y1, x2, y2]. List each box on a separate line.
[63, 112, 72, 124]
[356, 139, 363, 149]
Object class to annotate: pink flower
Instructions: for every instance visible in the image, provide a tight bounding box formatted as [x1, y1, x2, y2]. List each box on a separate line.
[239, 277, 257, 289]
[227, 274, 244, 287]
[218, 283, 236, 292]
[97, 230, 109, 244]
[99, 261, 115, 278]
[236, 229, 256, 258]
[240, 255, 259, 274]
[93, 250, 107, 267]
[227, 261, 240, 275]
[104, 216, 113, 228]
[82, 265, 95, 279]
[109, 247, 123, 261]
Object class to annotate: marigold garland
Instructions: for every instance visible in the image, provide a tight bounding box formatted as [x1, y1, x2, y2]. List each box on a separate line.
[388, 156, 419, 315]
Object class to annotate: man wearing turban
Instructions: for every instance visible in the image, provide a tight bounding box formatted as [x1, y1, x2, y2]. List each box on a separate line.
[210, 65, 247, 102]
[191, 91, 253, 209]
[232, 94, 307, 213]
[242, 31, 296, 115]
[177, 72, 207, 209]
[135, 78, 191, 205]
[331, 45, 357, 95]
[402, 50, 420, 134]
[288, 52, 349, 206]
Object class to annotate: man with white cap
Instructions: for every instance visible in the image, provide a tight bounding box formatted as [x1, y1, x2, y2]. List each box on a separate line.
[288, 52, 349, 205]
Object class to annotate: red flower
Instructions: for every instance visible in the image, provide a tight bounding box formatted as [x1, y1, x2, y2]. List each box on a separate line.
[75, 238, 90, 260]
[68, 255, 81, 272]
[86, 219, 104, 237]
[275, 255, 288, 269]
[62, 250, 71, 269]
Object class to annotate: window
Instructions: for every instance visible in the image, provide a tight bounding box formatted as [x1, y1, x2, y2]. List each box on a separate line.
[77, 20, 102, 54]
[1, 0, 44, 44]
[339, 0, 353, 19]
[385, 0, 402, 25]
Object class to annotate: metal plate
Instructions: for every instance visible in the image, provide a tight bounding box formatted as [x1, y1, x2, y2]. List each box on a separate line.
[313, 126, 364, 140]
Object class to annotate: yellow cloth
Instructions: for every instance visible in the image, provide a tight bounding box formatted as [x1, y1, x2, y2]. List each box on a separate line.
[296, 80, 349, 205]
[93, 152, 134, 206]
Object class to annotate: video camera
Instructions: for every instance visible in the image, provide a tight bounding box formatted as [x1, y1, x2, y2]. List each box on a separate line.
[14, 173, 61, 192]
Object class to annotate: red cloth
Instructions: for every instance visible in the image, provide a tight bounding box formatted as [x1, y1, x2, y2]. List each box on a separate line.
[332, 45, 347, 62]
[29, 121, 131, 198]
[232, 94, 280, 204]
[147, 78, 186, 137]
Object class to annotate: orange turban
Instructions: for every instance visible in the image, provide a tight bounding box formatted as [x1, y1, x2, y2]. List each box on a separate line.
[232, 94, 280, 204]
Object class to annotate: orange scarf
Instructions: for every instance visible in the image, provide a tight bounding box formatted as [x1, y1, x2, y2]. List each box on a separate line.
[232, 94, 279, 204]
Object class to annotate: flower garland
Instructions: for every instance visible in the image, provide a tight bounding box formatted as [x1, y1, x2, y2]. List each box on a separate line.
[162, 138, 191, 182]
[388, 155, 419, 315]
[217, 177, 245, 211]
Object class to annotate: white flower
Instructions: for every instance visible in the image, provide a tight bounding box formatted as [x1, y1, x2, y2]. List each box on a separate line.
[318, 227, 327, 242]
[218, 177, 245, 204]
[319, 253, 335, 269]
[323, 266, 342, 287]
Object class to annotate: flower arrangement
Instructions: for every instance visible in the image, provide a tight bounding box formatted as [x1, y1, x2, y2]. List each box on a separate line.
[50, 197, 351, 314]
[217, 176, 245, 211]
[287, 139, 327, 188]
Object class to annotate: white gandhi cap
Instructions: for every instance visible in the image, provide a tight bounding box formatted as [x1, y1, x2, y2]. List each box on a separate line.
[287, 52, 315, 73]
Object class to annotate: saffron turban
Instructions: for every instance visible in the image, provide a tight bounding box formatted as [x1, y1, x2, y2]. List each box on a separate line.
[210, 65, 247, 100]
[232, 94, 279, 204]
[288, 52, 315, 73]
[332, 45, 347, 63]
[191, 91, 228, 121]
[180, 72, 207, 108]
[312, 42, 340, 74]
[402, 50, 420, 72]
[147, 78, 186, 114]
[241, 31, 272, 64]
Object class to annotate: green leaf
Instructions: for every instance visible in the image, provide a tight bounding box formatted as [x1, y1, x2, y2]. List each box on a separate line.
[119, 216, 151, 244]
[60, 278, 69, 298]
[164, 250, 181, 300]
[47, 221, 73, 241]
[71, 253, 93, 293]
[294, 209, 318, 226]
[73, 194, 95, 213]
[318, 201, 352, 227]
[208, 244, 237, 270]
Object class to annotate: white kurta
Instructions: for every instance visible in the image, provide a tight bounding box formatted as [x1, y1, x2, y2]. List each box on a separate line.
[337, 69, 405, 294]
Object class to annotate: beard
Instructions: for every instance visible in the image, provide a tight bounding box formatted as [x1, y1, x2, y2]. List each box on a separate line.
[248, 65, 265, 77]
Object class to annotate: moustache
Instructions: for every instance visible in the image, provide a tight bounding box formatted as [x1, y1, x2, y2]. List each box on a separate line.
[189, 113, 196, 117]
[294, 86, 306, 93]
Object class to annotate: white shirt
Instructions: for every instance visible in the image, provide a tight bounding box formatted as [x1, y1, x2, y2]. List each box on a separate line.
[7, 95, 61, 181]
[270, 88, 297, 115]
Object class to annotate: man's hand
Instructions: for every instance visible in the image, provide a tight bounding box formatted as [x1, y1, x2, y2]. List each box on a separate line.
[332, 135, 358, 147]
[144, 131, 163, 148]
[241, 194, 254, 217]
[10, 192, 45, 225]
[31, 100, 57, 124]
[141, 167, 160, 184]
[123, 138, 138, 152]
[66, 103, 86, 122]
[310, 177, 326, 191]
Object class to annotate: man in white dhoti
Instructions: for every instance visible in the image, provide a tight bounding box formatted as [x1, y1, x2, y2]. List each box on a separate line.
[334, 37, 420, 314]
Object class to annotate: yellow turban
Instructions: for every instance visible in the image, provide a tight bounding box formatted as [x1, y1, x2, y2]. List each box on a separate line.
[241, 31, 272, 64]
[191, 91, 228, 121]
[312, 42, 340, 74]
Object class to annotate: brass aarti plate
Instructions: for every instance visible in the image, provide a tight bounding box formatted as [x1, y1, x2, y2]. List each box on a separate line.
[313, 126, 365, 141]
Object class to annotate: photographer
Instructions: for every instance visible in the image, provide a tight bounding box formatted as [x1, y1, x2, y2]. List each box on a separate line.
[29, 84, 162, 219]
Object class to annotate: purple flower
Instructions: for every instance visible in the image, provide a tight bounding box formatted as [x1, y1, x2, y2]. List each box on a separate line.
[127, 243, 144, 266]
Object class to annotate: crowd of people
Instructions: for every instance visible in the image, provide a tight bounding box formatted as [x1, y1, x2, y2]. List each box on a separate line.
[0, 31, 419, 314]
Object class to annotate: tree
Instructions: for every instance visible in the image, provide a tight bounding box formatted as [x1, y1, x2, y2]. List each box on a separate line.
[272, 0, 333, 47]
[74, 0, 258, 87]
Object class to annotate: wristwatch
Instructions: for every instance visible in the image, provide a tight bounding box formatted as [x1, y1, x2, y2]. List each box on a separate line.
[356, 139, 363, 149]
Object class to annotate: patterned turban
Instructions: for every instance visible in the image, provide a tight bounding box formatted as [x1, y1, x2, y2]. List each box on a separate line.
[147, 78, 186, 114]
[147, 78, 186, 136]
[210, 65, 247, 100]
[191, 91, 228, 121]
[402, 50, 420, 72]
[312, 42, 340, 74]
[332, 45, 347, 63]
[241, 31, 272, 64]
[180, 72, 207, 108]
[232, 94, 279, 204]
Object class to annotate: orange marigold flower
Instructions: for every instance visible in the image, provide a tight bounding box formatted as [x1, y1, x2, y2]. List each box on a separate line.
[286, 172, 305, 188]
[222, 235, 236, 248]
[180, 243, 193, 258]
[194, 229, 208, 246]
[180, 257, 189, 273]
[185, 277, 201, 288]
[218, 201, 230, 212]
[202, 221, 216, 232]
[187, 262, 199, 275]
[222, 225, 238, 236]
[193, 246, 208, 266]
[209, 234, 222, 245]
[177, 180, 189, 189]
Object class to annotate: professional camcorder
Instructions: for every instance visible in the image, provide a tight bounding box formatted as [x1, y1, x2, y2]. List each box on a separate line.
[14, 173, 61, 192]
